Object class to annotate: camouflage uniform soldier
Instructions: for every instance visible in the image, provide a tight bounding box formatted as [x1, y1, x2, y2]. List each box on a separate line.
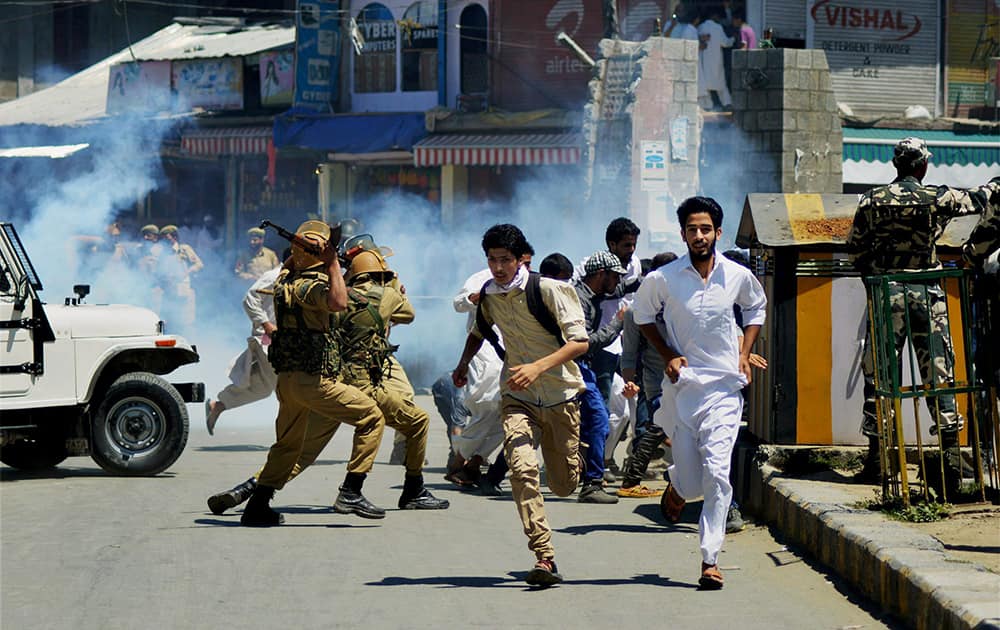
[963, 199, 1000, 265]
[239, 220, 386, 527]
[846, 137, 1000, 483]
[234, 227, 280, 281]
[158, 225, 203, 328]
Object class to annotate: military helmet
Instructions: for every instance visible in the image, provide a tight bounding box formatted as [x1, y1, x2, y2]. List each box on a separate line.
[892, 137, 932, 169]
[159, 224, 178, 236]
[346, 249, 390, 281]
[291, 220, 331, 268]
[140, 224, 160, 236]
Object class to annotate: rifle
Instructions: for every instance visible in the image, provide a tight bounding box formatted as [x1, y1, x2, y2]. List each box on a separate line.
[259, 220, 342, 257]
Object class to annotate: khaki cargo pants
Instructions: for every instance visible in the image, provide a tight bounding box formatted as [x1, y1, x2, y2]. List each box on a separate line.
[256, 371, 384, 489]
[292, 363, 430, 478]
[502, 395, 581, 560]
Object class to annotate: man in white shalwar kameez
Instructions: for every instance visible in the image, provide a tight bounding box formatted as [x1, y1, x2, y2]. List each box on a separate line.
[633, 196, 766, 590]
[205, 265, 281, 435]
[695, 7, 734, 109]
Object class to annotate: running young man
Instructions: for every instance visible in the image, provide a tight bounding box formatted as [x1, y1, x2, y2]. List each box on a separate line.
[632, 197, 766, 590]
[452, 224, 589, 587]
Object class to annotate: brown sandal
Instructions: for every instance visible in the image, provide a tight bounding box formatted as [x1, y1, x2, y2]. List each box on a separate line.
[659, 483, 686, 523]
[698, 564, 724, 590]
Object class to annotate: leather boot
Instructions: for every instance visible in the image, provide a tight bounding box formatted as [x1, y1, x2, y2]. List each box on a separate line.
[854, 436, 881, 483]
[207, 477, 256, 515]
[621, 425, 666, 488]
[940, 431, 969, 497]
[240, 485, 284, 526]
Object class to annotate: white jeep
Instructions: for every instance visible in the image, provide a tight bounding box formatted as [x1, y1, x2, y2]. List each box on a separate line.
[0, 222, 203, 475]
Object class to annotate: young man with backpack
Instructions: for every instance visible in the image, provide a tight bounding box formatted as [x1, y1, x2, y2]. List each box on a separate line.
[452, 224, 589, 587]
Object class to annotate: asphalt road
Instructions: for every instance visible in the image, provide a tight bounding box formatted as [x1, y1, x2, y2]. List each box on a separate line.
[2, 397, 900, 630]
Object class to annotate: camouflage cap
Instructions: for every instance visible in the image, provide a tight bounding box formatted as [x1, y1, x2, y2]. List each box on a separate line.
[892, 137, 932, 168]
[159, 224, 178, 235]
[140, 224, 160, 235]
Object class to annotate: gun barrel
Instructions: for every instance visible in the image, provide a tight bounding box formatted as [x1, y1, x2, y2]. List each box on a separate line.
[259, 220, 323, 255]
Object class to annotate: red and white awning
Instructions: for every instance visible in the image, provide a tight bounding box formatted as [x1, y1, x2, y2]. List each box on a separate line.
[413, 133, 581, 167]
[181, 126, 272, 156]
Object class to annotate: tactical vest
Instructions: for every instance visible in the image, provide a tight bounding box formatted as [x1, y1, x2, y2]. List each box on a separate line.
[336, 282, 398, 387]
[267, 269, 341, 377]
[867, 185, 941, 272]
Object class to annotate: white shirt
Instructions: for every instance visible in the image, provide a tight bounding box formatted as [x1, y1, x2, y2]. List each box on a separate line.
[243, 266, 280, 340]
[454, 268, 495, 334]
[632, 253, 766, 388]
[671, 22, 699, 41]
[697, 19, 734, 92]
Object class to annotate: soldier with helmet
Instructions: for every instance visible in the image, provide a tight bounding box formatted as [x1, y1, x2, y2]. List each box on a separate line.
[207, 246, 449, 517]
[846, 137, 1000, 488]
[235, 226, 280, 281]
[288, 248, 448, 510]
[239, 220, 387, 526]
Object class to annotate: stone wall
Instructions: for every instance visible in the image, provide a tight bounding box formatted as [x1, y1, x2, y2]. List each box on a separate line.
[583, 37, 701, 251]
[731, 49, 843, 194]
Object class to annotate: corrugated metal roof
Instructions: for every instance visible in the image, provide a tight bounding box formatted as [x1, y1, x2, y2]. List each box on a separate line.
[842, 128, 1000, 167]
[736, 193, 979, 249]
[0, 22, 293, 129]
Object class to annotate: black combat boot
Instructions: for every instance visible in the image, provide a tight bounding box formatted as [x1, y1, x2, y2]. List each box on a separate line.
[620, 425, 666, 488]
[207, 477, 256, 515]
[240, 485, 284, 527]
[333, 473, 385, 519]
[940, 431, 971, 497]
[854, 436, 882, 483]
[398, 474, 450, 510]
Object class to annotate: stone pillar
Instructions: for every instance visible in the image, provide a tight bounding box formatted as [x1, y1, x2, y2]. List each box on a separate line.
[440, 164, 468, 227]
[731, 49, 843, 194]
[584, 37, 701, 253]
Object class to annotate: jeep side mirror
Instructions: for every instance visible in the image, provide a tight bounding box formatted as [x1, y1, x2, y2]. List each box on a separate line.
[74, 284, 90, 302]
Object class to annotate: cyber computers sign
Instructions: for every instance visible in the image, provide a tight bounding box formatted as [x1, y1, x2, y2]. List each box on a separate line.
[294, 0, 341, 111]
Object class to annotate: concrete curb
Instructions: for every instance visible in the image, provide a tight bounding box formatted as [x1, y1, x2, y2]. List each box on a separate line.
[746, 463, 1000, 630]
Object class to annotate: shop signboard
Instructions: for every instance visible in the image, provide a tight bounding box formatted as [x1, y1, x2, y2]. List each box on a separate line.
[806, 0, 939, 116]
[945, 1, 999, 117]
[260, 50, 295, 106]
[294, 0, 341, 111]
[172, 57, 244, 110]
[490, 0, 604, 110]
[106, 60, 171, 114]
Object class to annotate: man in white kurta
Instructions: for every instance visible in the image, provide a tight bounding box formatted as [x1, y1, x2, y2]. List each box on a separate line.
[205, 266, 281, 435]
[632, 196, 766, 589]
[695, 10, 734, 109]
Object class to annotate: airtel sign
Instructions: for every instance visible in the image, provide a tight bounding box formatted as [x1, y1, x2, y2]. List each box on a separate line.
[810, 0, 922, 41]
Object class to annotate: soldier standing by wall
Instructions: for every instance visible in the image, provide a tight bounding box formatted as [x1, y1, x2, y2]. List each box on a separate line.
[846, 137, 1000, 489]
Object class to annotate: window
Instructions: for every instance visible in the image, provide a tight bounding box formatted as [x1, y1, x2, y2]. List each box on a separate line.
[459, 4, 488, 95]
[355, 3, 397, 93]
[401, 1, 438, 92]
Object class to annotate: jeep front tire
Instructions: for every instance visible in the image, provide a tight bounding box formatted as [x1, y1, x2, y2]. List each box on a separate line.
[91, 372, 189, 476]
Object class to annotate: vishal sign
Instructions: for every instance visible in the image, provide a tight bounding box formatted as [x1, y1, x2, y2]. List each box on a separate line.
[806, 0, 938, 116]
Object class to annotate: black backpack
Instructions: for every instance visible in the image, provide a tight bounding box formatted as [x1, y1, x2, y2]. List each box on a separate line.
[474, 271, 564, 360]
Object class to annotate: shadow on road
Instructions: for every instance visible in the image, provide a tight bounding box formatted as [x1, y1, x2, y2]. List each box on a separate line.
[555, 523, 679, 535]
[365, 573, 693, 589]
[195, 444, 270, 452]
[1, 468, 175, 481]
[193, 517, 379, 528]
[632, 501, 700, 527]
